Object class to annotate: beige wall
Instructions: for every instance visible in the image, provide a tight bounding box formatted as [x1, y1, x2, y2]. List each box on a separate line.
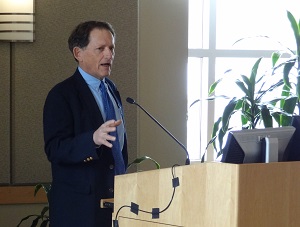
[138, 0, 188, 169]
[0, 0, 188, 225]
[0, 0, 138, 185]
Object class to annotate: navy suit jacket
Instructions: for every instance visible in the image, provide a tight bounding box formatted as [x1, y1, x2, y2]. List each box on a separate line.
[43, 69, 128, 227]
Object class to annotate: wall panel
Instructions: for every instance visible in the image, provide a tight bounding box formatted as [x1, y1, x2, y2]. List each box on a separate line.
[138, 0, 188, 169]
[0, 44, 10, 184]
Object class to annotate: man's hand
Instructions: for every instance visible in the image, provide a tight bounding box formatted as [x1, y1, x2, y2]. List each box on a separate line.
[93, 119, 121, 148]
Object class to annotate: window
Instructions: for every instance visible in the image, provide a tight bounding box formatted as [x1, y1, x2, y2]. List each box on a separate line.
[187, 0, 300, 161]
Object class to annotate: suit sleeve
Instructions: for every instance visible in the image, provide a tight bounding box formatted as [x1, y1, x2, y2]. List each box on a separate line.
[43, 85, 99, 164]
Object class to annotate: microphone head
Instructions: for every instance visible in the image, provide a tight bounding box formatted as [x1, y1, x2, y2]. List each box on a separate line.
[126, 97, 135, 104]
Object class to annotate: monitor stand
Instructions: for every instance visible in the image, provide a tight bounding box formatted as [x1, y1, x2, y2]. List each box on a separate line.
[262, 137, 279, 163]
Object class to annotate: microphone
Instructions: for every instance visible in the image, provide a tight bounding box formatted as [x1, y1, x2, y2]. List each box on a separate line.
[126, 97, 190, 165]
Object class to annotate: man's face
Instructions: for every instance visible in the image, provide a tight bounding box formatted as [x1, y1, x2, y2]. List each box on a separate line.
[75, 28, 115, 80]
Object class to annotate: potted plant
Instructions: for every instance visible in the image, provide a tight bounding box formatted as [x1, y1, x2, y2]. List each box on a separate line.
[205, 57, 285, 159]
[203, 10, 300, 160]
[17, 183, 51, 227]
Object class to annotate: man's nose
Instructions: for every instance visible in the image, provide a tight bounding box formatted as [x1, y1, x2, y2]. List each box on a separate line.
[104, 48, 113, 58]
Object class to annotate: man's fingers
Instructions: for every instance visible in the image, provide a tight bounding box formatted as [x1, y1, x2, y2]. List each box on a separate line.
[102, 140, 113, 148]
[105, 134, 116, 142]
[106, 119, 122, 127]
[101, 134, 116, 148]
[93, 119, 121, 148]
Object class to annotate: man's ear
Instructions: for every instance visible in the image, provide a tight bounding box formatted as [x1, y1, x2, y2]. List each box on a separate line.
[73, 47, 82, 62]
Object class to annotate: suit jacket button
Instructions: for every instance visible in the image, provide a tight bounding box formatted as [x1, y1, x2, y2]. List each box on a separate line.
[109, 188, 114, 193]
[109, 165, 114, 170]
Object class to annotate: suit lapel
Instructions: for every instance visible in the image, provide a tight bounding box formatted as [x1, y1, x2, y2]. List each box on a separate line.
[73, 70, 104, 127]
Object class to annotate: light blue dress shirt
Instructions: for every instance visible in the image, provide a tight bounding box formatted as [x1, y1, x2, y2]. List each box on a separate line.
[79, 67, 125, 150]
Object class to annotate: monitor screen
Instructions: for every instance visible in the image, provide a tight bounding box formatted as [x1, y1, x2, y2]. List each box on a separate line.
[221, 126, 295, 164]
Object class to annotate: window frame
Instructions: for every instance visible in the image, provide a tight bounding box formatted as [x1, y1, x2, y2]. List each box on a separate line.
[187, 0, 294, 161]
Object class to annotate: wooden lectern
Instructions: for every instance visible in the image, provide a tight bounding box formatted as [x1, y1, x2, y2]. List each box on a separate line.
[113, 162, 300, 226]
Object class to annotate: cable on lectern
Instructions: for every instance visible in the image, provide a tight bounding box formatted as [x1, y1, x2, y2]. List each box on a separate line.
[113, 164, 181, 225]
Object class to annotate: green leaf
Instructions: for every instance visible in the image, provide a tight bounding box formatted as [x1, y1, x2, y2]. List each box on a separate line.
[34, 184, 43, 197]
[250, 57, 262, 86]
[41, 206, 49, 217]
[189, 99, 200, 108]
[283, 61, 295, 89]
[34, 183, 51, 203]
[206, 117, 231, 156]
[205, 135, 216, 150]
[240, 75, 251, 88]
[261, 105, 273, 128]
[127, 156, 160, 170]
[271, 52, 281, 67]
[221, 98, 238, 131]
[31, 216, 41, 227]
[235, 99, 243, 110]
[17, 215, 39, 227]
[235, 80, 250, 97]
[211, 117, 222, 151]
[279, 85, 289, 109]
[34, 183, 51, 197]
[278, 96, 297, 126]
[272, 112, 281, 126]
[211, 117, 221, 139]
[282, 96, 298, 114]
[40, 219, 50, 227]
[208, 78, 222, 95]
[217, 125, 227, 154]
[287, 11, 300, 56]
[281, 115, 293, 126]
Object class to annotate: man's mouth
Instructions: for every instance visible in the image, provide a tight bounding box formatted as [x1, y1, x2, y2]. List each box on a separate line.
[101, 63, 111, 67]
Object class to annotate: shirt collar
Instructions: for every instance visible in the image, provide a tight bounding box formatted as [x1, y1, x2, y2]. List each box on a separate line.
[78, 66, 105, 90]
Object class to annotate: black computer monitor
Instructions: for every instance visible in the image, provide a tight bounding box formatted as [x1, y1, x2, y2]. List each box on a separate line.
[286, 116, 300, 161]
[221, 126, 296, 164]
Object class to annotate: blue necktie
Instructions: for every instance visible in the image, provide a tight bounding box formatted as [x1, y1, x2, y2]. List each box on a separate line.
[100, 81, 125, 175]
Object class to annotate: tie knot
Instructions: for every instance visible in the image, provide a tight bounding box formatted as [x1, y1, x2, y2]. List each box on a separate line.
[100, 80, 106, 91]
